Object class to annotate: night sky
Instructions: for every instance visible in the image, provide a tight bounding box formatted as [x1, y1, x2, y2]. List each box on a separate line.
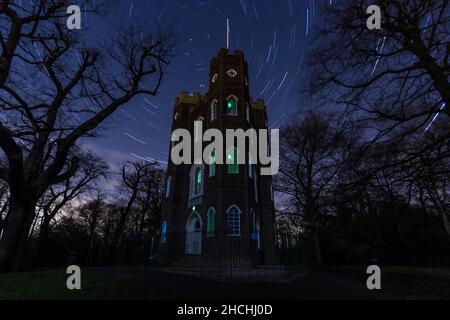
[80, 0, 327, 166]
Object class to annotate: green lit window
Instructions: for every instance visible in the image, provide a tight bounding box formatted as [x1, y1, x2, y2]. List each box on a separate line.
[194, 167, 202, 194]
[227, 148, 239, 174]
[209, 151, 216, 177]
[226, 96, 238, 116]
[207, 208, 216, 237]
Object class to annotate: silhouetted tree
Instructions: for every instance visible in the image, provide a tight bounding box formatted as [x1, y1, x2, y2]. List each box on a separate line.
[76, 193, 108, 266]
[32, 151, 108, 266]
[109, 161, 163, 264]
[276, 111, 359, 264]
[305, 0, 449, 152]
[0, 1, 174, 271]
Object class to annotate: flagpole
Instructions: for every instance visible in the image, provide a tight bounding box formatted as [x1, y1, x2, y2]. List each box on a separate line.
[227, 18, 230, 49]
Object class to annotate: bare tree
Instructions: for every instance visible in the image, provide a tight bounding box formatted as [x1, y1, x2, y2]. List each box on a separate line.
[411, 128, 450, 234]
[276, 111, 358, 264]
[76, 193, 107, 266]
[32, 151, 108, 266]
[108, 161, 161, 264]
[130, 165, 164, 263]
[305, 0, 449, 149]
[301, 0, 450, 253]
[0, 1, 173, 271]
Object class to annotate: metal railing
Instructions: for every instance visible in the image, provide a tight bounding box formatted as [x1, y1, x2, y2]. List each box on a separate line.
[156, 231, 310, 281]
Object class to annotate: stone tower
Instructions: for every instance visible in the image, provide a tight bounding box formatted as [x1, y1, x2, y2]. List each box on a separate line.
[159, 49, 276, 269]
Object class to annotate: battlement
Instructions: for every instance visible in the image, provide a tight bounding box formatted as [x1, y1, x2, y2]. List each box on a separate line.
[215, 48, 245, 58]
[175, 91, 202, 106]
[210, 49, 246, 68]
[251, 99, 266, 111]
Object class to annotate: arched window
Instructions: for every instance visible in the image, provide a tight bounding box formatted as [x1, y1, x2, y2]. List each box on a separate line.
[251, 210, 256, 233]
[253, 167, 258, 202]
[248, 153, 253, 179]
[207, 207, 216, 237]
[270, 181, 274, 202]
[227, 148, 239, 174]
[251, 209, 261, 249]
[161, 221, 168, 244]
[171, 131, 177, 151]
[210, 100, 218, 122]
[226, 95, 238, 116]
[165, 176, 172, 198]
[209, 151, 216, 177]
[246, 104, 250, 123]
[194, 167, 202, 194]
[189, 165, 203, 198]
[195, 117, 204, 141]
[227, 205, 241, 236]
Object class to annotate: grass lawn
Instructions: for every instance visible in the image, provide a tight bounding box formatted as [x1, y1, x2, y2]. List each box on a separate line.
[0, 269, 174, 300]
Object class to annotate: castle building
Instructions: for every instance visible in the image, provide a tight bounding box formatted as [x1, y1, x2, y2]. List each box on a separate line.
[159, 48, 276, 268]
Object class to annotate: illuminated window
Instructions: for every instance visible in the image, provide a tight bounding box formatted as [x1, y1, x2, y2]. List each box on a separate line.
[165, 177, 172, 198]
[161, 221, 168, 244]
[195, 117, 204, 141]
[227, 205, 241, 236]
[226, 95, 238, 116]
[190, 165, 203, 198]
[194, 167, 202, 194]
[227, 148, 239, 174]
[248, 153, 253, 179]
[207, 207, 216, 237]
[210, 100, 218, 122]
[251, 209, 261, 249]
[270, 182, 274, 202]
[254, 167, 258, 202]
[209, 151, 216, 177]
[246, 104, 250, 122]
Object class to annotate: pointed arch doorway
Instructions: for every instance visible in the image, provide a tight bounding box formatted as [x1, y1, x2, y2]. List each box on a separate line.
[185, 212, 202, 255]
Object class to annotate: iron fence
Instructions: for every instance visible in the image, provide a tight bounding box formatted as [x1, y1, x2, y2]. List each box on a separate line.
[154, 230, 311, 281]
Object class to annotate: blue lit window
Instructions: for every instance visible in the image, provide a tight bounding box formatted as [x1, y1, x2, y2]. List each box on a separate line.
[165, 177, 172, 198]
[161, 221, 168, 244]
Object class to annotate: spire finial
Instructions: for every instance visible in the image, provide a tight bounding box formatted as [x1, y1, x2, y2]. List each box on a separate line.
[227, 18, 230, 49]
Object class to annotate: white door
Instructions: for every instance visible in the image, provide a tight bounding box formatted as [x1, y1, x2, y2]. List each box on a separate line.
[185, 231, 202, 255]
[185, 213, 202, 255]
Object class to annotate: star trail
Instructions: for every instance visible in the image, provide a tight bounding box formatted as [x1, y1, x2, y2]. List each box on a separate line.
[79, 0, 331, 166]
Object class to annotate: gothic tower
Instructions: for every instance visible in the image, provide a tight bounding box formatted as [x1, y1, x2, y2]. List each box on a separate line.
[159, 49, 276, 269]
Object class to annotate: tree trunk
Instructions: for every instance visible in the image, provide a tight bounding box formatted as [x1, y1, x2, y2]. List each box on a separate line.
[313, 231, 322, 266]
[109, 208, 132, 264]
[0, 198, 36, 272]
[32, 216, 51, 267]
[85, 216, 99, 267]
